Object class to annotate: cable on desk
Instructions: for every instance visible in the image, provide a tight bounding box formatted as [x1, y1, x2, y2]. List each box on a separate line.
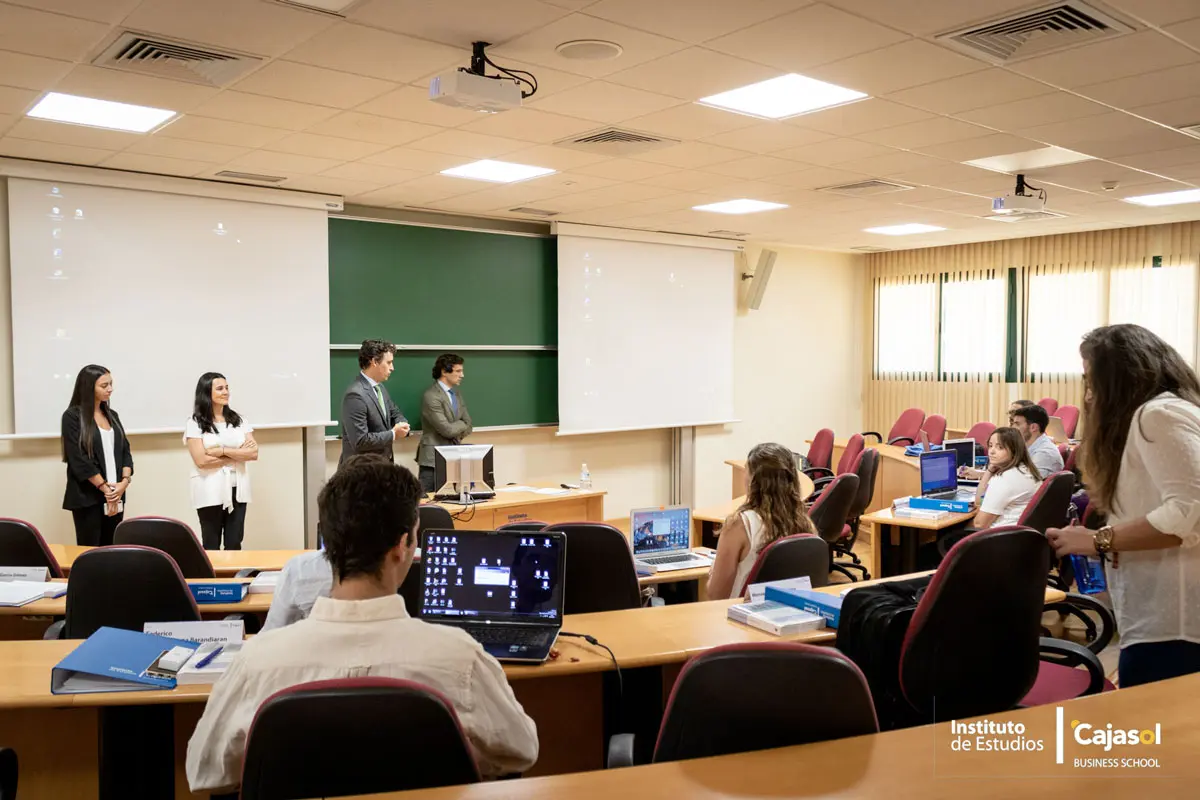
[559, 631, 623, 719]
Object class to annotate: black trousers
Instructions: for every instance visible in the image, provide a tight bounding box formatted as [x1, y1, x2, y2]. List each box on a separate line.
[419, 465, 436, 495]
[197, 501, 247, 550]
[72, 505, 123, 547]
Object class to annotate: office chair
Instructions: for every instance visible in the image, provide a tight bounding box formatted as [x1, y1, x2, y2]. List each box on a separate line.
[0, 518, 64, 577]
[735, 534, 829, 597]
[418, 504, 455, 532]
[833, 449, 879, 581]
[899, 527, 1109, 723]
[496, 521, 548, 532]
[1037, 397, 1059, 416]
[965, 421, 995, 454]
[0, 747, 14, 800]
[800, 428, 835, 479]
[808, 434, 863, 497]
[114, 517, 216, 578]
[1042, 504, 1117, 656]
[921, 414, 947, 446]
[48, 546, 202, 639]
[241, 678, 481, 800]
[543, 522, 642, 613]
[1057, 405, 1080, 438]
[607, 643, 877, 767]
[937, 470, 1075, 558]
[862, 408, 924, 447]
[807, 473, 860, 583]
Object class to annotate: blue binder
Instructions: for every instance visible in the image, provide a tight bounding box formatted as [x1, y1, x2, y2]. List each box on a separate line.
[51, 627, 200, 694]
[764, 586, 843, 628]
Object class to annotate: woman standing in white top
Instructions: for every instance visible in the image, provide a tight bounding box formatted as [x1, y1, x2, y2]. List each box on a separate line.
[708, 442, 817, 599]
[967, 427, 1042, 529]
[185, 373, 257, 550]
[1049, 324, 1200, 687]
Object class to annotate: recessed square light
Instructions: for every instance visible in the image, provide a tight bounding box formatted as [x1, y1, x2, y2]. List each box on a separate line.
[27, 92, 176, 133]
[692, 199, 788, 214]
[864, 223, 946, 236]
[965, 146, 1093, 173]
[697, 74, 867, 120]
[1123, 188, 1200, 207]
[440, 159, 556, 183]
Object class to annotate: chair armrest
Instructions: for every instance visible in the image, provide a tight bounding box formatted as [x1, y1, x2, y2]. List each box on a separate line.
[810, 475, 835, 491]
[1038, 637, 1107, 695]
[234, 568, 260, 578]
[861, 431, 882, 443]
[888, 436, 916, 446]
[1044, 593, 1116, 654]
[43, 619, 65, 640]
[607, 733, 638, 769]
[801, 466, 834, 481]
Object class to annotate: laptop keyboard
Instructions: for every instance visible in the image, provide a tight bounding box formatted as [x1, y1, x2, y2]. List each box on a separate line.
[641, 553, 706, 565]
[465, 626, 552, 647]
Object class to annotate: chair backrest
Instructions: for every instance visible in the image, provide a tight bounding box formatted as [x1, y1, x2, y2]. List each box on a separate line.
[653, 643, 877, 763]
[1017, 471, 1075, 534]
[899, 527, 1050, 721]
[807, 473, 860, 545]
[0, 746, 14, 800]
[965, 421, 995, 452]
[542, 522, 641, 613]
[114, 517, 214, 578]
[241, 677, 480, 800]
[848, 449, 880, 521]
[887, 408, 925, 445]
[835, 433, 864, 475]
[418, 504, 455, 532]
[1057, 404, 1080, 438]
[495, 521, 548, 532]
[737, 534, 829, 596]
[806, 428, 834, 471]
[1037, 397, 1059, 416]
[0, 518, 64, 578]
[921, 414, 947, 446]
[64, 546, 201, 639]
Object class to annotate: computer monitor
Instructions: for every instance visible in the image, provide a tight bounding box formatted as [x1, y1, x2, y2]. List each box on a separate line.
[630, 506, 691, 556]
[944, 439, 976, 473]
[919, 450, 958, 497]
[433, 444, 495, 500]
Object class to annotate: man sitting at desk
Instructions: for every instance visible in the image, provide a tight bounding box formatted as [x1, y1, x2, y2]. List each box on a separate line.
[1009, 403, 1064, 477]
[186, 456, 538, 792]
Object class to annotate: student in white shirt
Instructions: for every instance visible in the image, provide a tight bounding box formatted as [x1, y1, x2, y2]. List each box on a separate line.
[184, 373, 258, 550]
[261, 550, 332, 632]
[186, 455, 538, 793]
[1049, 324, 1200, 688]
[1009, 404, 1064, 478]
[969, 427, 1042, 529]
[708, 442, 817, 599]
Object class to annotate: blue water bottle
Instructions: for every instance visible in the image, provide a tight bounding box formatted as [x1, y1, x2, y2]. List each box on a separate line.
[1070, 554, 1108, 594]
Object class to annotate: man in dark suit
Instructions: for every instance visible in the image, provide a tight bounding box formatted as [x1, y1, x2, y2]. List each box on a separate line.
[417, 353, 473, 493]
[339, 339, 410, 465]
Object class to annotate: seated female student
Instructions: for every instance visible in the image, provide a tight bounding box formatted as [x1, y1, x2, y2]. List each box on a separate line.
[708, 442, 817, 599]
[960, 426, 1042, 529]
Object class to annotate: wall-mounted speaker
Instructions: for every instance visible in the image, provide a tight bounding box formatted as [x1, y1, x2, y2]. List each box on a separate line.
[741, 249, 776, 310]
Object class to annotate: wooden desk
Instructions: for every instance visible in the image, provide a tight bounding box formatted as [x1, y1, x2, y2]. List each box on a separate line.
[50, 546, 307, 577]
[431, 488, 606, 530]
[860, 507, 977, 578]
[350, 672, 1200, 800]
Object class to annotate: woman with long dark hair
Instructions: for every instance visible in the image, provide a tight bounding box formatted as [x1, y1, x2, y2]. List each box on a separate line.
[707, 442, 817, 599]
[969, 426, 1042, 530]
[184, 372, 257, 550]
[61, 365, 133, 546]
[1048, 324, 1200, 687]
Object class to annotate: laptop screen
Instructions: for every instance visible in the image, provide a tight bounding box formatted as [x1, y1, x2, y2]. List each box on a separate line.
[944, 439, 976, 474]
[920, 450, 958, 495]
[630, 506, 691, 555]
[419, 529, 565, 623]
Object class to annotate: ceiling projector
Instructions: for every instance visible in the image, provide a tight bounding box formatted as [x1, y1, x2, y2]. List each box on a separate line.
[429, 41, 535, 114]
[992, 173, 1047, 215]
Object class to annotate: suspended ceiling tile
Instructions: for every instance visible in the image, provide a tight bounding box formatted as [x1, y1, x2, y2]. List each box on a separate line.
[283, 174, 386, 198]
[227, 149, 345, 176]
[348, 0, 570, 48]
[491, 13, 687, 78]
[268, 132, 390, 161]
[957, 92, 1112, 133]
[360, 146, 466, 172]
[1128, 97, 1200, 129]
[914, 134, 1045, 163]
[405, 129, 531, 158]
[0, 50, 73, 91]
[607, 47, 780, 101]
[355, 86, 487, 127]
[789, 98, 934, 137]
[620, 103, 760, 140]
[1009, 31, 1199, 90]
[704, 155, 805, 180]
[458, 107, 597, 143]
[284, 23, 463, 84]
[806, 39, 987, 96]
[857, 116, 996, 149]
[189, 91, 340, 131]
[567, 159, 679, 181]
[1075, 63, 1200, 110]
[234, 61, 395, 109]
[123, 0, 337, 58]
[776, 137, 896, 166]
[100, 152, 211, 177]
[52, 65, 219, 112]
[700, 124, 835, 154]
[885, 69, 1054, 115]
[636, 169, 743, 191]
[126, 136, 252, 163]
[157, 115, 290, 149]
[628, 141, 747, 168]
[320, 161, 425, 186]
[584, 0, 809, 44]
[0, 86, 37, 116]
[303, 111, 443, 147]
[1, 0, 141, 24]
[0, 136, 114, 165]
[821, 0, 1036, 38]
[526, 80, 683, 123]
[0, 4, 108, 60]
[5, 117, 141, 150]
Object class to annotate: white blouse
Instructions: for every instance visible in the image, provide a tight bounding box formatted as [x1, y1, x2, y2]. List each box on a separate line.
[184, 418, 253, 511]
[1107, 393, 1200, 649]
[98, 426, 118, 484]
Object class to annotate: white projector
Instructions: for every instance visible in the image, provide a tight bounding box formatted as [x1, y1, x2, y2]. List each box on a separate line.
[430, 69, 523, 113]
[992, 192, 1046, 215]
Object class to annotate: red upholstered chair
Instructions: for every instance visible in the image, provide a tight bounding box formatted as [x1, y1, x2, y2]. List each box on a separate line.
[114, 517, 216, 578]
[809, 434, 864, 496]
[496, 521, 548, 532]
[0, 518, 64, 577]
[1057, 405, 1080, 438]
[899, 527, 1110, 723]
[1038, 397, 1059, 415]
[965, 421, 995, 454]
[801, 428, 835, 479]
[240, 678, 481, 800]
[921, 414, 947, 446]
[832, 449, 879, 581]
[863, 408, 925, 447]
[938, 471, 1076, 558]
[543, 522, 642, 613]
[607, 643, 878, 768]
[735, 534, 829, 597]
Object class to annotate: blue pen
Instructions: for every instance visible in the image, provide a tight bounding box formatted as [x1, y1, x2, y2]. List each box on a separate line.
[194, 646, 223, 670]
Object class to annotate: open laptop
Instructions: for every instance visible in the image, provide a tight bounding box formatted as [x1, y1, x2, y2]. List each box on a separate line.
[919, 450, 977, 504]
[630, 506, 712, 573]
[1046, 416, 1069, 444]
[944, 438, 979, 487]
[418, 528, 565, 663]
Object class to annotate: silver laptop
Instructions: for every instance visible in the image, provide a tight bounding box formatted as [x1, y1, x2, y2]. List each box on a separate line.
[630, 506, 712, 573]
[1046, 416, 1069, 444]
[945, 438, 980, 487]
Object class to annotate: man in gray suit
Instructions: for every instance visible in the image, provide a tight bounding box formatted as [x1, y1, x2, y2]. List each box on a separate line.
[339, 339, 410, 466]
[417, 353, 473, 494]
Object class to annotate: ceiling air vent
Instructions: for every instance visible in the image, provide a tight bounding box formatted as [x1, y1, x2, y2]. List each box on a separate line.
[936, 2, 1135, 65]
[818, 179, 915, 198]
[985, 210, 1068, 222]
[215, 170, 287, 184]
[851, 245, 893, 253]
[509, 207, 559, 217]
[93, 32, 263, 87]
[554, 127, 680, 157]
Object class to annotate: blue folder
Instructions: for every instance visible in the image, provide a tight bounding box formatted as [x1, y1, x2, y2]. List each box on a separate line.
[51, 627, 200, 694]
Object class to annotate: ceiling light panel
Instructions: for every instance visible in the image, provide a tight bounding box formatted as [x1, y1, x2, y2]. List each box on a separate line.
[440, 159, 557, 183]
[698, 74, 867, 120]
[693, 198, 789, 214]
[1123, 188, 1200, 207]
[864, 223, 946, 235]
[27, 92, 176, 133]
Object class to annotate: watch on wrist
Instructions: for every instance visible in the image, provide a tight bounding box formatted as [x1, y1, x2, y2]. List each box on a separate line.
[1094, 525, 1115, 555]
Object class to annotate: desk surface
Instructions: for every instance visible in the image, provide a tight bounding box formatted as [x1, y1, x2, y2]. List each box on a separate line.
[432, 487, 606, 512]
[348, 672, 1200, 800]
[862, 506, 978, 531]
[50, 546, 308, 576]
[5, 578, 271, 617]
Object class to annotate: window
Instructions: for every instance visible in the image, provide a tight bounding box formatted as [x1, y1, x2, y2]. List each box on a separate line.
[1025, 271, 1102, 375]
[940, 277, 1007, 375]
[1109, 263, 1197, 365]
[876, 280, 936, 374]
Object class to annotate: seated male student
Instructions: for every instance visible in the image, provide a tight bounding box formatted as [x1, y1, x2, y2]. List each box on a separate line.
[186, 455, 538, 793]
[1009, 403, 1064, 477]
[260, 548, 331, 632]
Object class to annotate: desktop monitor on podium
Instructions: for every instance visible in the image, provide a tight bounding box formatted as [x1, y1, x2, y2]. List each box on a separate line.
[434, 445, 496, 501]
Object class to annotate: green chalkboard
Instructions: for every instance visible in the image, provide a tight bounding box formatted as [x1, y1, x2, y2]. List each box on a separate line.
[327, 218, 558, 434]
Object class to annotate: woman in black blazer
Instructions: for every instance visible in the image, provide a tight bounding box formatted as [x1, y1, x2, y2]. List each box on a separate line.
[61, 364, 134, 546]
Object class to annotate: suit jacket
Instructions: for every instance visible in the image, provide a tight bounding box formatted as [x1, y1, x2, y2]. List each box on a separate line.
[61, 406, 134, 510]
[417, 382, 473, 468]
[339, 373, 407, 465]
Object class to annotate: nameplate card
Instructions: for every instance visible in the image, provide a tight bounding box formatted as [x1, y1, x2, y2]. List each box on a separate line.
[144, 620, 243, 644]
[0, 566, 49, 582]
[748, 575, 812, 604]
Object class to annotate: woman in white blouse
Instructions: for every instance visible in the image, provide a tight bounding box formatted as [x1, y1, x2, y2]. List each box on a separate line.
[185, 372, 258, 550]
[965, 427, 1042, 529]
[1049, 324, 1200, 687]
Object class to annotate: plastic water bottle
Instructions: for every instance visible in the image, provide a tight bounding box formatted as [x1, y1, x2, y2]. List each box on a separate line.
[1070, 554, 1108, 594]
[579, 463, 592, 491]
